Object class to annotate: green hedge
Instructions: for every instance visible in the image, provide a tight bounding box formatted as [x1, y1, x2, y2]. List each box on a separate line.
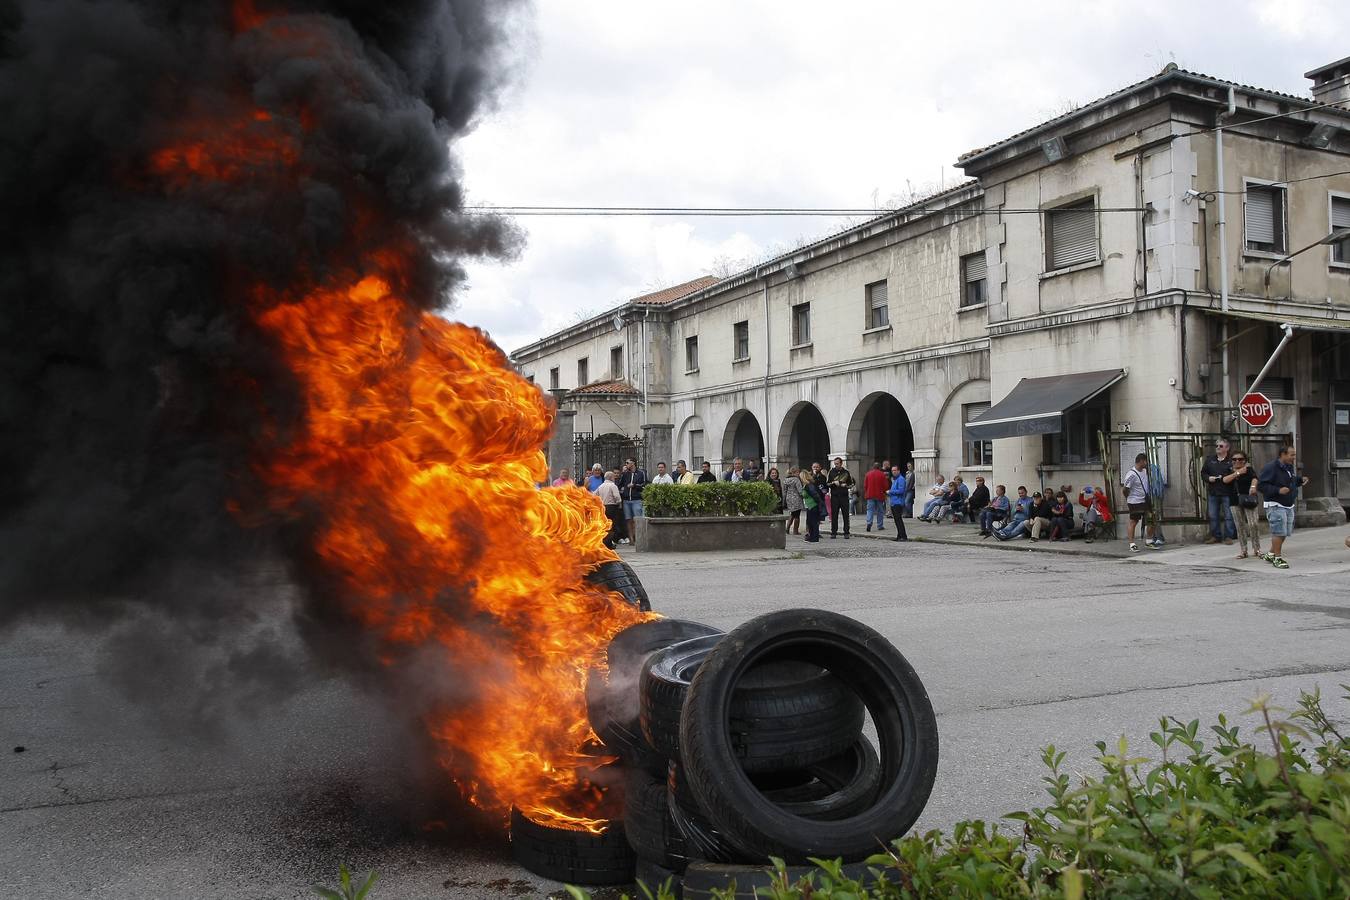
[642, 481, 780, 518]
[602, 686, 1350, 899]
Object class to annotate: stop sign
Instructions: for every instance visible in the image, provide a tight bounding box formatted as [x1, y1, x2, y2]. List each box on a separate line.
[1239, 391, 1274, 428]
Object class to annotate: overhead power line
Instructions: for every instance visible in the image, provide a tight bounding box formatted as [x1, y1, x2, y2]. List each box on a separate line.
[463, 205, 1150, 217]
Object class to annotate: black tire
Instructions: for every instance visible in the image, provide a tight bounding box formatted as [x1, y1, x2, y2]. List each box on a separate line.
[680, 860, 877, 899]
[586, 560, 652, 612]
[760, 738, 881, 821]
[622, 767, 688, 871]
[509, 807, 636, 886]
[641, 634, 863, 770]
[589, 620, 722, 771]
[667, 762, 738, 864]
[679, 609, 939, 863]
[635, 858, 683, 899]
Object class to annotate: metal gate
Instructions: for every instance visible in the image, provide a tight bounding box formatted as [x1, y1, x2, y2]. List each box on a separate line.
[1098, 429, 1293, 525]
[573, 432, 645, 477]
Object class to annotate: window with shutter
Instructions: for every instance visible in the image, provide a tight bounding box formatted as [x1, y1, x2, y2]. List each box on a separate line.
[1244, 184, 1286, 253]
[866, 281, 889, 328]
[962, 402, 993, 466]
[1331, 196, 1350, 264]
[961, 252, 988, 307]
[1045, 199, 1097, 270]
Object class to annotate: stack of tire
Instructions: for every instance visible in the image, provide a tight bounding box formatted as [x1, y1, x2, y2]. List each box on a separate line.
[512, 561, 940, 898]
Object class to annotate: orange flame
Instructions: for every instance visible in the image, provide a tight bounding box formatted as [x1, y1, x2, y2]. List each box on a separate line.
[150, 10, 652, 829]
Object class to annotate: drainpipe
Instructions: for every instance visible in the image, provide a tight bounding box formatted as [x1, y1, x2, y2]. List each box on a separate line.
[762, 271, 772, 466]
[1216, 86, 1235, 414]
[641, 307, 650, 423]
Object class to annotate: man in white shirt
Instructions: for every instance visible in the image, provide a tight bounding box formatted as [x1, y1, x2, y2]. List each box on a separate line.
[651, 461, 674, 485]
[1122, 453, 1160, 552]
[595, 471, 623, 549]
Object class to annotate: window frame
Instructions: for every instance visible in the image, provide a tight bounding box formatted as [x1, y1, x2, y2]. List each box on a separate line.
[549, 367, 560, 390]
[962, 402, 993, 467]
[684, 335, 699, 373]
[790, 302, 812, 347]
[576, 356, 589, 387]
[609, 345, 624, 380]
[732, 320, 750, 362]
[1043, 196, 1100, 272]
[1329, 190, 1350, 268]
[865, 280, 890, 330]
[1048, 400, 1111, 464]
[689, 428, 705, 471]
[1334, 402, 1350, 461]
[1243, 178, 1288, 256]
[960, 251, 989, 308]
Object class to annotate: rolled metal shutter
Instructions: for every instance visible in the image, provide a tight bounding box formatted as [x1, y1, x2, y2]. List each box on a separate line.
[1246, 188, 1276, 246]
[1049, 203, 1096, 269]
[964, 252, 987, 283]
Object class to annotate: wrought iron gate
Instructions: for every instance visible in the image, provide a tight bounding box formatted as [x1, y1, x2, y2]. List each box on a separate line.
[573, 432, 645, 477]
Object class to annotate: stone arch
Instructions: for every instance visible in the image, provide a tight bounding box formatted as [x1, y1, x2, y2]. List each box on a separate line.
[721, 409, 765, 468]
[932, 378, 992, 475]
[845, 391, 915, 471]
[675, 414, 707, 469]
[776, 401, 832, 470]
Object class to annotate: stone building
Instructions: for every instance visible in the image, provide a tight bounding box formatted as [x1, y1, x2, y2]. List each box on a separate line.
[511, 60, 1350, 516]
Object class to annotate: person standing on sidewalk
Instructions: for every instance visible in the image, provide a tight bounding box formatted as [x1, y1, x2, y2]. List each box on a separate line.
[887, 464, 909, 541]
[696, 461, 717, 484]
[800, 469, 824, 542]
[827, 457, 854, 539]
[1230, 451, 1262, 559]
[617, 457, 648, 545]
[903, 462, 916, 517]
[862, 461, 888, 532]
[1258, 444, 1308, 570]
[1201, 439, 1239, 544]
[651, 462, 674, 485]
[1122, 453, 1160, 552]
[676, 460, 698, 485]
[783, 465, 805, 535]
[596, 470, 623, 550]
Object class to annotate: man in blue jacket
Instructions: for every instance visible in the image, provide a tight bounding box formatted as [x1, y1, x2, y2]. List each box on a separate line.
[1258, 444, 1309, 570]
[887, 464, 909, 542]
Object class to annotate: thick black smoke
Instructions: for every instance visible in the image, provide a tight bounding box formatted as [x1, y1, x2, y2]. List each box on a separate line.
[0, 0, 523, 725]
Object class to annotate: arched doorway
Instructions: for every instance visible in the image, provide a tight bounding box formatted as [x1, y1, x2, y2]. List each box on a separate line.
[721, 410, 765, 468]
[778, 401, 831, 470]
[847, 392, 915, 471]
[676, 415, 706, 470]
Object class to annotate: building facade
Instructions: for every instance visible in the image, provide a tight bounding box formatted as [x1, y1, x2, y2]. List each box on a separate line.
[511, 60, 1350, 515]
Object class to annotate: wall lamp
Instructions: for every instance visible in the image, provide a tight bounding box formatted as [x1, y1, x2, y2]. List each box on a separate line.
[1264, 228, 1350, 286]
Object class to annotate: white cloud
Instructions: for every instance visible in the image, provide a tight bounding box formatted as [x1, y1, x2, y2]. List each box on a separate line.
[447, 0, 1350, 352]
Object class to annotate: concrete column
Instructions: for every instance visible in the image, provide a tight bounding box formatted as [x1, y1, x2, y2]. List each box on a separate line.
[641, 422, 674, 474]
[547, 403, 576, 481]
[910, 448, 938, 491]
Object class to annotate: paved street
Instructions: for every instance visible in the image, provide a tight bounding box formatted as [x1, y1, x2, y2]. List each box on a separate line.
[4, 528, 1349, 899]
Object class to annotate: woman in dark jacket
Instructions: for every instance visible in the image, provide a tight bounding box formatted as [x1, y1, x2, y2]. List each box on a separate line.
[1048, 491, 1075, 542]
[767, 467, 784, 512]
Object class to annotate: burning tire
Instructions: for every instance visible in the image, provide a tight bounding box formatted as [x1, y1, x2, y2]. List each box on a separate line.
[640, 634, 864, 770]
[585, 560, 652, 612]
[509, 807, 636, 886]
[677, 609, 938, 863]
[586, 619, 723, 772]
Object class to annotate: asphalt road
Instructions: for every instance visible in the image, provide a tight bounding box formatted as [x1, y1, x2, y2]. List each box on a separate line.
[4, 530, 1349, 899]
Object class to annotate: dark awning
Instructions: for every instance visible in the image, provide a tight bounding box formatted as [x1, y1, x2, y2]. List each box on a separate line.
[964, 369, 1125, 440]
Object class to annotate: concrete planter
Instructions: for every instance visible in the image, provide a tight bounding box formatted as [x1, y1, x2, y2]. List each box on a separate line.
[634, 514, 786, 552]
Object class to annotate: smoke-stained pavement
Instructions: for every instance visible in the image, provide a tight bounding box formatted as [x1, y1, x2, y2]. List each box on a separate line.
[4, 538, 1348, 899]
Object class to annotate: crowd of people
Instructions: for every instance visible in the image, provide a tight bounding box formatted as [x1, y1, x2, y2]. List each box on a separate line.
[552, 442, 1316, 567]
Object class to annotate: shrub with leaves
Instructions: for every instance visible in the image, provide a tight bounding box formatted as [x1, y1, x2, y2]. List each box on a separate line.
[313, 864, 377, 900]
[603, 686, 1350, 899]
[642, 481, 780, 518]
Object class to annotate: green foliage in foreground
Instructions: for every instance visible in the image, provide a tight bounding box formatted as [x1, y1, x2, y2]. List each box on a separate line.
[642, 481, 780, 518]
[313, 864, 377, 900]
[605, 686, 1350, 899]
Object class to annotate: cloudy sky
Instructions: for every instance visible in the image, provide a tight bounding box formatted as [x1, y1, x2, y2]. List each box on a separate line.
[451, 0, 1350, 353]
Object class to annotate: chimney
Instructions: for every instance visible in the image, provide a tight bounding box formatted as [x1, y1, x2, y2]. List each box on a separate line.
[1306, 55, 1350, 105]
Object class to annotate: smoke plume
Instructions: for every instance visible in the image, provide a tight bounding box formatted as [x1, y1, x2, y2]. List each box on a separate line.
[0, 0, 524, 723]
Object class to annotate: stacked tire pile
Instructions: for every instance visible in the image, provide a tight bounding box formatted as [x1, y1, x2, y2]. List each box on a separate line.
[511, 562, 940, 898]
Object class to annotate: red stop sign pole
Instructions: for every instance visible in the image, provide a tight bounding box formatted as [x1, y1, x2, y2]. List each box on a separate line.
[1239, 391, 1274, 428]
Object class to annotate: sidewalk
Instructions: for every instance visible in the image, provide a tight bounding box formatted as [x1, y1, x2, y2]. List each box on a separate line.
[845, 512, 1133, 558]
[840, 512, 1350, 569]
